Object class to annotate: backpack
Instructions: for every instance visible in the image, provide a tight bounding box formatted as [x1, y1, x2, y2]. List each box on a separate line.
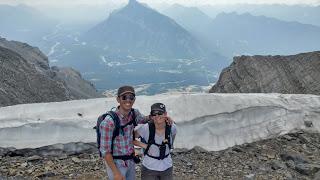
[94, 108, 137, 158]
[144, 122, 173, 160]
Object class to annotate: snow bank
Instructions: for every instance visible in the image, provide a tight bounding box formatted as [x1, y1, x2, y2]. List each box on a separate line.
[0, 93, 319, 150]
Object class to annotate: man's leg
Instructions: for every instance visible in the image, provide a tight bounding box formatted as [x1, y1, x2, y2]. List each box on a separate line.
[125, 160, 136, 180]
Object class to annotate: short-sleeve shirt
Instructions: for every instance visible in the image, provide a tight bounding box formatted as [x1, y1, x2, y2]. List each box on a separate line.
[99, 108, 147, 167]
[137, 123, 177, 171]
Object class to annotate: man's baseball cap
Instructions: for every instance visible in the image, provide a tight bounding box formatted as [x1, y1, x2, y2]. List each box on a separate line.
[117, 85, 135, 97]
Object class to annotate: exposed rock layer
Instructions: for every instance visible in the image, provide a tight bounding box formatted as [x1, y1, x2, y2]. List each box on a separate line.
[210, 51, 320, 95]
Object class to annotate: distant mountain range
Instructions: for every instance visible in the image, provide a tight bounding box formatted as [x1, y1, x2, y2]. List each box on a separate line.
[0, 37, 102, 107]
[210, 51, 320, 95]
[206, 12, 320, 57]
[163, 5, 320, 58]
[200, 4, 320, 27]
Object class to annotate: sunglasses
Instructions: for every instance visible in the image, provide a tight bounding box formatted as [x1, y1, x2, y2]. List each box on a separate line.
[151, 111, 164, 116]
[120, 94, 135, 101]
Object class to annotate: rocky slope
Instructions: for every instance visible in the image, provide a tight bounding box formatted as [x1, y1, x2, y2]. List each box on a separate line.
[0, 130, 319, 179]
[210, 51, 320, 95]
[0, 37, 102, 107]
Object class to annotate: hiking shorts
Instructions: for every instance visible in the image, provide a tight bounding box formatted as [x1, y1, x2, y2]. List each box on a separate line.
[141, 165, 173, 180]
[104, 160, 135, 180]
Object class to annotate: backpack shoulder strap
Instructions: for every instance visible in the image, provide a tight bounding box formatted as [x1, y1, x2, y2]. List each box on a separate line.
[107, 111, 120, 154]
[131, 108, 137, 126]
[144, 122, 155, 155]
[165, 123, 172, 149]
[131, 108, 137, 140]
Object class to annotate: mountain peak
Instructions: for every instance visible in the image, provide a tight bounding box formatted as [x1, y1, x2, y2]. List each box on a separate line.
[129, 0, 137, 4]
[124, 0, 149, 12]
[127, 0, 141, 7]
[84, 0, 207, 58]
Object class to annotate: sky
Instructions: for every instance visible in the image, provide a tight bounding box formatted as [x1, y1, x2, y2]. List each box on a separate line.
[1, 0, 320, 6]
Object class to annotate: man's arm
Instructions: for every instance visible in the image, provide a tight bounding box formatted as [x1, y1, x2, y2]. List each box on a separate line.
[100, 117, 124, 180]
[134, 109, 150, 124]
[133, 130, 147, 149]
[133, 140, 147, 149]
[104, 153, 124, 180]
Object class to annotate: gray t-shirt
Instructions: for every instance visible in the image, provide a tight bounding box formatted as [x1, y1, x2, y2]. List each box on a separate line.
[137, 123, 177, 171]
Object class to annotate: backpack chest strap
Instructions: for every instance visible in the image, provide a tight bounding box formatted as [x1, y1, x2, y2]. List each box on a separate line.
[144, 122, 172, 160]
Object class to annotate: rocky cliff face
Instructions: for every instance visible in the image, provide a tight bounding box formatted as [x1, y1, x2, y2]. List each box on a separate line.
[210, 51, 320, 95]
[0, 37, 50, 74]
[0, 38, 101, 107]
[50, 67, 101, 99]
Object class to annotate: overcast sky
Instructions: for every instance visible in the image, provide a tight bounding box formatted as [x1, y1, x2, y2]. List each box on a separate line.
[1, 0, 320, 6]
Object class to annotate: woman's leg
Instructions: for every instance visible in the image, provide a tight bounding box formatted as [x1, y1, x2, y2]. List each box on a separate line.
[141, 165, 159, 180]
[159, 167, 173, 180]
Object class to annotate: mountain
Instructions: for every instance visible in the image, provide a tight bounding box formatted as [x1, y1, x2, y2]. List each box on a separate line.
[83, 0, 205, 59]
[0, 4, 56, 44]
[0, 37, 101, 107]
[200, 4, 320, 27]
[210, 51, 320, 94]
[162, 4, 212, 37]
[206, 12, 320, 57]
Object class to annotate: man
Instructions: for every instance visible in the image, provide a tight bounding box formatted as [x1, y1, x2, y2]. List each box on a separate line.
[99, 86, 173, 180]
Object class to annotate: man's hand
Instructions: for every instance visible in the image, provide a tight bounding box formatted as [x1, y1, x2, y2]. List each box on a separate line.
[114, 172, 125, 180]
[105, 153, 124, 180]
[165, 116, 174, 125]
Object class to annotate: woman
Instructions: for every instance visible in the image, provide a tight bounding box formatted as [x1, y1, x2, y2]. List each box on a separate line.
[133, 103, 177, 180]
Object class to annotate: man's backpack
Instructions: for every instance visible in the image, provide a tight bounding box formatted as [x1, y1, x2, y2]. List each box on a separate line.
[144, 122, 173, 160]
[94, 109, 137, 158]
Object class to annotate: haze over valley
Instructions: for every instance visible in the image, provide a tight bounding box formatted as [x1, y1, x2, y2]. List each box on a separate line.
[1, 0, 319, 95]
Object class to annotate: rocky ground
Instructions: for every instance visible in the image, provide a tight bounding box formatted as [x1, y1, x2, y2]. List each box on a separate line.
[1, 130, 320, 180]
